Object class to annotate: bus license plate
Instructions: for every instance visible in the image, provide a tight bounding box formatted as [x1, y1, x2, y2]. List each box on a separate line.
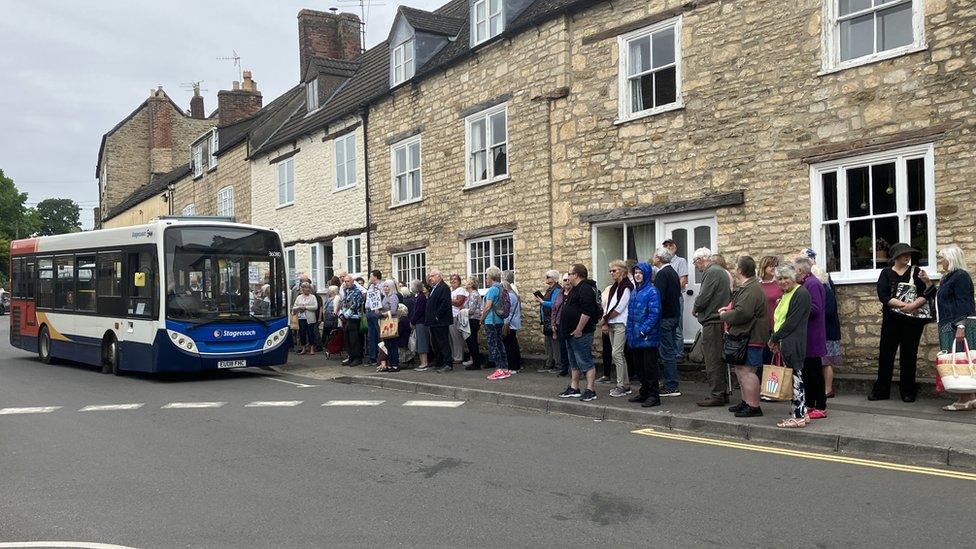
[217, 360, 247, 369]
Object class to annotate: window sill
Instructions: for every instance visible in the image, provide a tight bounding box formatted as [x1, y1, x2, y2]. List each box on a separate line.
[207, 166, 217, 173]
[333, 184, 357, 194]
[389, 197, 423, 210]
[819, 43, 927, 76]
[829, 266, 939, 286]
[463, 175, 510, 192]
[275, 202, 295, 211]
[192, 173, 204, 181]
[614, 102, 684, 125]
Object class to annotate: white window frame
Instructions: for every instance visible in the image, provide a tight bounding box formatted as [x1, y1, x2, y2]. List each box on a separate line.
[306, 79, 320, 112]
[310, 243, 320, 289]
[809, 143, 936, 285]
[616, 16, 683, 124]
[465, 103, 509, 188]
[345, 236, 363, 277]
[208, 129, 218, 171]
[334, 132, 357, 191]
[821, 0, 926, 74]
[182, 203, 196, 216]
[471, 0, 503, 46]
[391, 39, 415, 86]
[466, 233, 514, 291]
[216, 185, 234, 218]
[191, 142, 204, 178]
[390, 135, 422, 207]
[392, 249, 427, 285]
[276, 157, 295, 208]
[285, 247, 297, 284]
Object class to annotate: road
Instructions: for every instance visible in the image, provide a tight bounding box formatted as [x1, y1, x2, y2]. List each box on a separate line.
[0, 321, 972, 548]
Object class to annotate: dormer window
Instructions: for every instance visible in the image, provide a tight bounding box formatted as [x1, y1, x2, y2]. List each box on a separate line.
[306, 79, 319, 112]
[392, 39, 415, 86]
[472, 0, 502, 45]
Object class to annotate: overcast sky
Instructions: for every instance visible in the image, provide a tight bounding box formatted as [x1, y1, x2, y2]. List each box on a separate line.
[0, 0, 442, 230]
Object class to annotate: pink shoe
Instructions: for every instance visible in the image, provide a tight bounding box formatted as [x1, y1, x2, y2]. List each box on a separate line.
[807, 409, 827, 420]
[487, 369, 506, 380]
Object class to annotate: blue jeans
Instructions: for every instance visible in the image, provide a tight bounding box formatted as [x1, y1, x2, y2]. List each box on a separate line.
[366, 311, 381, 362]
[566, 332, 595, 372]
[674, 294, 685, 360]
[658, 316, 680, 390]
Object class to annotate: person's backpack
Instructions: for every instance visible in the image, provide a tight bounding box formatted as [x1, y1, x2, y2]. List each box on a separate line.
[493, 284, 511, 319]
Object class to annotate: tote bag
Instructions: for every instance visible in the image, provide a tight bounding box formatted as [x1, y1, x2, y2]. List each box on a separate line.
[760, 354, 793, 401]
[936, 337, 976, 393]
[379, 314, 399, 339]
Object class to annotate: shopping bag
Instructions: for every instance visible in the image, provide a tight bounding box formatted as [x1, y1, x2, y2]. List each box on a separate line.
[760, 354, 793, 401]
[936, 338, 976, 393]
[379, 314, 399, 339]
[688, 330, 704, 364]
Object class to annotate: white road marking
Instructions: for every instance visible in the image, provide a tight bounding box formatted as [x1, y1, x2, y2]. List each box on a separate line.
[402, 400, 465, 408]
[244, 400, 303, 407]
[79, 404, 144, 412]
[0, 543, 141, 549]
[0, 406, 62, 415]
[161, 402, 226, 409]
[322, 400, 385, 406]
[260, 376, 319, 388]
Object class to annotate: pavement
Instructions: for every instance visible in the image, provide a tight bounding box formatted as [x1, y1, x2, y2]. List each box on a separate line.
[280, 351, 976, 471]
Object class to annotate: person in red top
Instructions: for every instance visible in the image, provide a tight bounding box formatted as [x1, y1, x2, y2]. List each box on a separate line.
[758, 256, 783, 363]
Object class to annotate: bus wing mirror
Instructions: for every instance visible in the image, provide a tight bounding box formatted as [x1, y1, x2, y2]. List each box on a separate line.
[134, 272, 146, 287]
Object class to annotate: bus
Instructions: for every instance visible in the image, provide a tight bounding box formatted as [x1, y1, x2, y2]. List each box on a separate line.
[7, 218, 291, 374]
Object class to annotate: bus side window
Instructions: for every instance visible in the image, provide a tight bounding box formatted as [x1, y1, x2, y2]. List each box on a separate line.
[37, 257, 54, 309]
[54, 255, 75, 310]
[26, 259, 35, 300]
[126, 251, 156, 317]
[75, 254, 97, 312]
[10, 258, 23, 298]
[97, 252, 124, 316]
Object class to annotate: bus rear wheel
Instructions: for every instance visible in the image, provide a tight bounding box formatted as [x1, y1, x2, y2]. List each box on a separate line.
[38, 326, 54, 364]
[101, 336, 121, 375]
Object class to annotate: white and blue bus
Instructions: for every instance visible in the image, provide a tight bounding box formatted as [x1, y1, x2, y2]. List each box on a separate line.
[8, 218, 291, 374]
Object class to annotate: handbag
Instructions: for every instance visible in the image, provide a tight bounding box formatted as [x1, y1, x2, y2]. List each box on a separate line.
[936, 337, 976, 393]
[688, 330, 704, 364]
[760, 354, 793, 401]
[722, 331, 750, 365]
[379, 314, 399, 339]
[889, 266, 934, 322]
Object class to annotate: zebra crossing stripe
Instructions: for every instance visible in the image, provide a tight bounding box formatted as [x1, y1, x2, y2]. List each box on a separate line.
[322, 400, 385, 406]
[79, 404, 144, 412]
[162, 402, 226, 409]
[245, 401, 304, 407]
[0, 406, 62, 415]
[402, 400, 465, 408]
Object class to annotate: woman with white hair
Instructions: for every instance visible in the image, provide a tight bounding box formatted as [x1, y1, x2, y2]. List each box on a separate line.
[376, 280, 401, 372]
[463, 277, 483, 370]
[768, 264, 811, 428]
[534, 269, 563, 373]
[292, 282, 318, 355]
[920, 245, 976, 411]
[481, 266, 511, 380]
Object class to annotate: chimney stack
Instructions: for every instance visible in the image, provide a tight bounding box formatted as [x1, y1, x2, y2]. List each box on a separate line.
[148, 86, 174, 175]
[297, 9, 362, 77]
[189, 83, 205, 119]
[217, 70, 262, 127]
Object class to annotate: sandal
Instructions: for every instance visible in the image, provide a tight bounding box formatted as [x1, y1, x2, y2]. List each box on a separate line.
[777, 417, 807, 428]
[942, 401, 975, 412]
[297, 349, 306, 355]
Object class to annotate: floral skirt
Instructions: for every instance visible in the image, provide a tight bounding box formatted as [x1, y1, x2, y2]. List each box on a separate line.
[822, 340, 842, 366]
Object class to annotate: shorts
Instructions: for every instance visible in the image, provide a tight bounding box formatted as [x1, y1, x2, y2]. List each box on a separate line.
[742, 345, 763, 368]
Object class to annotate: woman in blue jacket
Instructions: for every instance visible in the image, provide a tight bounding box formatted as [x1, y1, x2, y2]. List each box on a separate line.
[626, 262, 662, 408]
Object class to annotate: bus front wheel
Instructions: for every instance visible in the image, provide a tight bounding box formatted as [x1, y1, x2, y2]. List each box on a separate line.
[38, 326, 54, 364]
[101, 336, 121, 376]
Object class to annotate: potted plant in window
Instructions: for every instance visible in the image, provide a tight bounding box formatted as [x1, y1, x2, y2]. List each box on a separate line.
[875, 238, 890, 262]
[854, 236, 872, 260]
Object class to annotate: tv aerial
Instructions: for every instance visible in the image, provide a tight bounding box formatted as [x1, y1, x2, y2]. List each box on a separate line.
[336, 1, 385, 50]
[217, 50, 243, 81]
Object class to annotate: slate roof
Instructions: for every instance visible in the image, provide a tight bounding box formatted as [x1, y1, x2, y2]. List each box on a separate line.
[307, 56, 361, 80]
[215, 83, 304, 157]
[102, 163, 191, 222]
[399, 5, 465, 36]
[252, 0, 600, 158]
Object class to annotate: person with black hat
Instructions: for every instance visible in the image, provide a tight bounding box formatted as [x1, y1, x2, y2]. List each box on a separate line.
[871, 242, 935, 402]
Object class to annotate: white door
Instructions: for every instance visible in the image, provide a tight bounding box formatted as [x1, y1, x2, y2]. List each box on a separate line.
[662, 215, 717, 343]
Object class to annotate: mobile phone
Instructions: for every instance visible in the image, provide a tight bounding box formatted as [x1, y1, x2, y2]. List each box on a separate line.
[533, 290, 544, 299]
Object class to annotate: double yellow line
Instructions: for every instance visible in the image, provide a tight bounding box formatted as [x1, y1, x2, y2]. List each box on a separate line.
[632, 428, 976, 481]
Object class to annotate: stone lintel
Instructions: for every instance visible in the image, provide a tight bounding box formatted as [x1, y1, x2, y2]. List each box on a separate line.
[790, 122, 959, 164]
[268, 148, 301, 165]
[458, 222, 518, 240]
[385, 126, 424, 146]
[580, 0, 719, 46]
[458, 92, 514, 118]
[321, 122, 362, 142]
[580, 191, 745, 223]
[386, 239, 430, 254]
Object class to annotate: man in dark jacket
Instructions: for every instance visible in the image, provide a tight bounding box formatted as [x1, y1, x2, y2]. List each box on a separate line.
[426, 268, 454, 372]
[557, 264, 601, 402]
[692, 248, 732, 406]
[652, 247, 682, 397]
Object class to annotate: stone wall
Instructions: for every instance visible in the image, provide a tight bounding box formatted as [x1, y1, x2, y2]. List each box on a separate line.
[100, 193, 170, 229]
[172, 141, 252, 223]
[250, 115, 369, 283]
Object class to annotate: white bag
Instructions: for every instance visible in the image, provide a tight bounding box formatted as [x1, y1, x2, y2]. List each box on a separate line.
[936, 337, 976, 393]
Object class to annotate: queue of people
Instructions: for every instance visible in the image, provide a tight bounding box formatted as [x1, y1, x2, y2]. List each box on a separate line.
[289, 240, 976, 424]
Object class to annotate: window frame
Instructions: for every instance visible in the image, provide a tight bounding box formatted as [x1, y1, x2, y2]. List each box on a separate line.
[391, 39, 415, 86]
[192, 142, 205, 178]
[208, 129, 219, 171]
[466, 233, 514, 290]
[471, 0, 503, 46]
[216, 185, 234, 218]
[276, 157, 295, 208]
[809, 143, 936, 285]
[821, 0, 926, 74]
[464, 103, 509, 189]
[391, 249, 427, 286]
[345, 236, 363, 277]
[390, 135, 423, 207]
[182, 203, 196, 216]
[616, 16, 683, 124]
[334, 132, 357, 191]
[306, 79, 320, 112]
[284, 246, 297, 285]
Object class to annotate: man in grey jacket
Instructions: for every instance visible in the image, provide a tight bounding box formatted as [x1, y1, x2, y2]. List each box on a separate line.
[692, 248, 732, 406]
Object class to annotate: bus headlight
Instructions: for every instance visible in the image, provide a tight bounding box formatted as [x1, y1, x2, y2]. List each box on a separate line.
[264, 328, 289, 349]
[167, 330, 198, 354]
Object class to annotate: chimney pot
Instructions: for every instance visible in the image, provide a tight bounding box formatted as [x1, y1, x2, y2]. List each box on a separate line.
[297, 9, 362, 77]
[217, 71, 263, 127]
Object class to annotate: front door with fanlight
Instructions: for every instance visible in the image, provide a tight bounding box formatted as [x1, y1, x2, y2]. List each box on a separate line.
[662, 215, 717, 343]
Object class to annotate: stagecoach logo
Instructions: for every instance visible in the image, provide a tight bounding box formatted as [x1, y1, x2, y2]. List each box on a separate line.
[130, 229, 153, 238]
[213, 329, 258, 339]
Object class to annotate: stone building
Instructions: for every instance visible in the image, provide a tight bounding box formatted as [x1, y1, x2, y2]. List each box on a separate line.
[356, 0, 974, 372]
[95, 87, 214, 227]
[248, 10, 372, 289]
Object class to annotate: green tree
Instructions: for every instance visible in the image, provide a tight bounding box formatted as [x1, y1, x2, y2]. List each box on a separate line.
[0, 169, 29, 240]
[32, 198, 81, 236]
